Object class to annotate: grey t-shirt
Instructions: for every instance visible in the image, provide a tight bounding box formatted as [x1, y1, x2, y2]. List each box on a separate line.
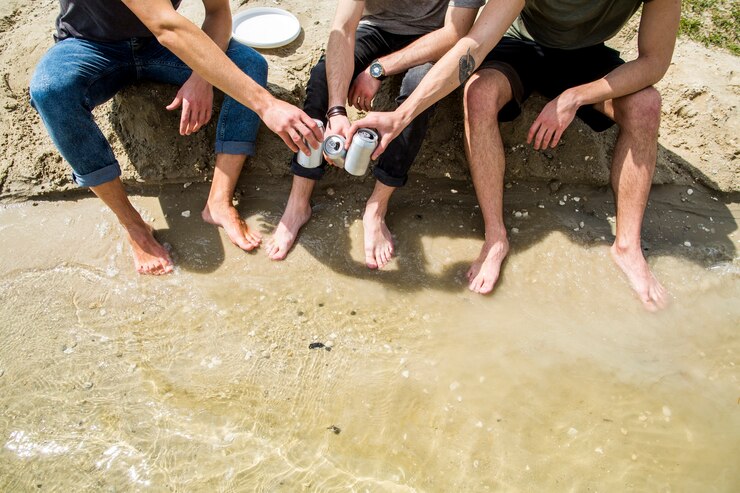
[55, 0, 182, 42]
[507, 0, 647, 50]
[360, 0, 485, 36]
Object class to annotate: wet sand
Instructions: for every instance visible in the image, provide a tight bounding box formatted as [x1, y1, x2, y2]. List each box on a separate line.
[0, 178, 738, 491]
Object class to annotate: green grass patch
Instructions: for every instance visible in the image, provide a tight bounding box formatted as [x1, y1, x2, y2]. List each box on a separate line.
[679, 0, 739, 55]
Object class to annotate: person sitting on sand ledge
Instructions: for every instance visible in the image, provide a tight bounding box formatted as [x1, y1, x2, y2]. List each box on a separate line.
[349, 0, 679, 310]
[266, 0, 483, 268]
[30, 0, 322, 275]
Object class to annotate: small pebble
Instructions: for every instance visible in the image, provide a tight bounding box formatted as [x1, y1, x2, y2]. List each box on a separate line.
[183, 182, 191, 189]
[514, 211, 523, 218]
[662, 406, 672, 417]
[573, 197, 581, 202]
[579, 221, 585, 228]
[505, 182, 513, 189]
[631, 454, 637, 461]
[511, 227, 519, 234]
[559, 201, 565, 206]
[594, 447, 604, 455]
[567, 427, 578, 437]
[401, 370, 410, 378]
[620, 428, 628, 435]
[522, 211, 529, 218]
[451, 189, 458, 194]
[684, 241, 692, 247]
[83, 382, 93, 390]
[327, 425, 341, 435]
[687, 188, 694, 195]
[181, 210, 191, 218]
[0, 369, 4, 377]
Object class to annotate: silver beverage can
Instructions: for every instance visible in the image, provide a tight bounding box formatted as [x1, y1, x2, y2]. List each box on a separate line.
[344, 128, 378, 176]
[322, 134, 347, 168]
[296, 119, 325, 168]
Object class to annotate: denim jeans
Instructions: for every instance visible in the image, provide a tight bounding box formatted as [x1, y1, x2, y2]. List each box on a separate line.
[292, 24, 436, 188]
[30, 37, 268, 188]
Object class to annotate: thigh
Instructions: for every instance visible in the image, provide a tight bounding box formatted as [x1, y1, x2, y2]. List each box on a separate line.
[135, 37, 193, 86]
[538, 43, 624, 98]
[539, 44, 624, 131]
[477, 36, 542, 121]
[352, 25, 414, 73]
[31, 38, 136, 108]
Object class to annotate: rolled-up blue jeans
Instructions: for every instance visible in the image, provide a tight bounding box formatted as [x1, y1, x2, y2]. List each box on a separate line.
[30, 36, 268, 188]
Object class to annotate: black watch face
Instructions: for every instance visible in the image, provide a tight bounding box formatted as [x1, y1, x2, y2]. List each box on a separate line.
[370, 63, 383, 78]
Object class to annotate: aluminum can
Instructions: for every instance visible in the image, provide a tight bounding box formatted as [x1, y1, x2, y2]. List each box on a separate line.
[296, 119, 325, 168]
[322, 135, 347, 168]
[344, 128, 378, 176]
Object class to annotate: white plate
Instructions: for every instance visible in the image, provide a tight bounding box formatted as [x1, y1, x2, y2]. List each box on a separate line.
[232, 7, 301, 49]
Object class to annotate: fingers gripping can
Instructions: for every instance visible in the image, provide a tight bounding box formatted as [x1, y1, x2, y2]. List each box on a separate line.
[322, 135, 347, 168]
[296, 119, 325, 168]
[344, 128, 378, 176]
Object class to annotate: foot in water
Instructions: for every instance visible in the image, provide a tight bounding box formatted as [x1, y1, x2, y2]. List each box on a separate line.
[266, 200, 312, 260]
[202, 201, 261, 251]
[466, 238, 509, 294]
[610, 242, 668, 311]
[362, 208, 394, 269]
[125, 223, 173, 275]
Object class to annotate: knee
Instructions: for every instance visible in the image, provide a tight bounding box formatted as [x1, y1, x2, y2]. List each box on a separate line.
[614, 86, 662, 136]
[30, 68, 83, 114]
[463, 72, 507, 122]
[229, 42, 268, 87]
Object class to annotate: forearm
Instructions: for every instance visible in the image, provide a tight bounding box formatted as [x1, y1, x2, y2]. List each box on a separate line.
[380, 27, 464, 76]
[395, 0, 523, 126]
[325, 28, 356, 108]
[565, 57, 671, 109]
[380, 6, 478, 75]
[143, 13, 273, 114]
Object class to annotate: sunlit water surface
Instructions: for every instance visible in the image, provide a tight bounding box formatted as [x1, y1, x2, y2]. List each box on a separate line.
[0, 182, 738, 491]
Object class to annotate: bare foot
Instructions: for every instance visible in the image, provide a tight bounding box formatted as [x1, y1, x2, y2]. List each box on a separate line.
[202, 201, 261, 251]
[266, 201, 312, 260]
[467, 238, 509, 294]
[362, 211, 394, 269]
[125, 223, 173, 275]
[610, 243, 668, 311]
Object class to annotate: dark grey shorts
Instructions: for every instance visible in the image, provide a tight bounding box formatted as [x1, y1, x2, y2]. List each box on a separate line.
[477, 36, 625, 132]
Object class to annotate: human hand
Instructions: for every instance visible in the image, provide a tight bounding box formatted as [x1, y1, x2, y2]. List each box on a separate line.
[527, 91, 579, 150]
[323, 114, 351, 165]
[347, 111, 408, 160]
[166, 73, 213, 135]
[348, 69, 381, 112]
[260, 98, 323, 155]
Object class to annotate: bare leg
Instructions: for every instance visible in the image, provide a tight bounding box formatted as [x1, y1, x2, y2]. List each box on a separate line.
[363, 181, 396, 269]
[91, 178, 173, 275]
[463, 70, 513, 294]
[266, 175, 315, 260]
[596, 87, 668, 311]
[201, 153, 262, 251]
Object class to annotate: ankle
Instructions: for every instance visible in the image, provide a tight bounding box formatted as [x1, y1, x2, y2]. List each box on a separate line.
[612, 237, 640, 255]
[483, 226, 508, 244]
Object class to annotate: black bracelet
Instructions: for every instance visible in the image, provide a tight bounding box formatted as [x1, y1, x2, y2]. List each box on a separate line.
[325, 105, 347, 120]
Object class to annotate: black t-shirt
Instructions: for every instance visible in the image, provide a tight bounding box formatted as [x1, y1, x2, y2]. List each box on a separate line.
[55, 0, 182, 42]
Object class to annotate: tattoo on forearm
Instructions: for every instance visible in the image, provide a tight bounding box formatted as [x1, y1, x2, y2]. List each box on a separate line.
[459, 48, 475, 84]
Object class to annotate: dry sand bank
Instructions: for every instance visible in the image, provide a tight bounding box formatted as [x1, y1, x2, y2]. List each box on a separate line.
[0, 0, 738, 200]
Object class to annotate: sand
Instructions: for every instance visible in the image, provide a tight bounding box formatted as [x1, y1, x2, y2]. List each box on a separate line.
[0, 1, 739, 490]
[0, 0, 738, 200]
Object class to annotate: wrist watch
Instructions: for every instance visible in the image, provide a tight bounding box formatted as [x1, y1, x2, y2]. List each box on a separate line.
[369, 59, 387, 81]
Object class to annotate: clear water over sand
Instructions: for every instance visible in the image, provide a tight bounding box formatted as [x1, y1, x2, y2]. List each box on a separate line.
[1, 180, 738, 491]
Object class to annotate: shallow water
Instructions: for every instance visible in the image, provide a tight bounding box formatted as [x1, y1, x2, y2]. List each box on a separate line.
[0, 180, 738, 492]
